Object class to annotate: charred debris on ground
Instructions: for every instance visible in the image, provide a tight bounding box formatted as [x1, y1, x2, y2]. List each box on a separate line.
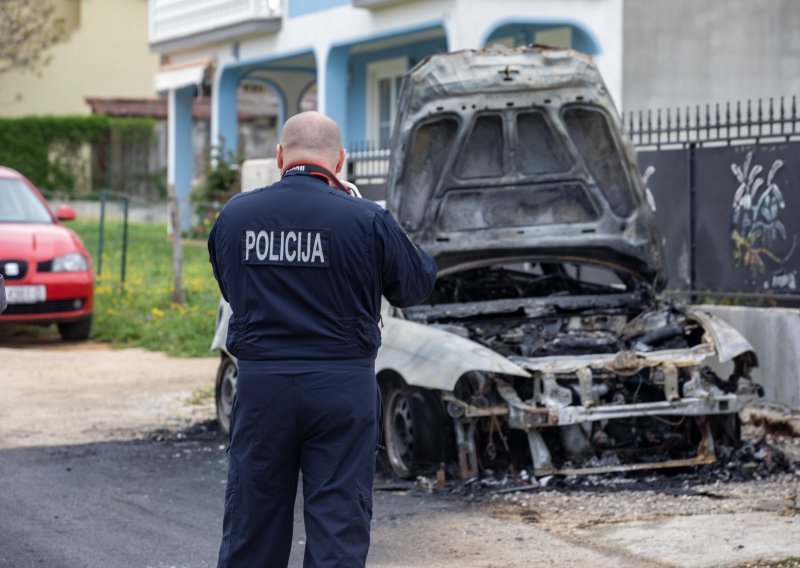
[378, 428, 798, 499]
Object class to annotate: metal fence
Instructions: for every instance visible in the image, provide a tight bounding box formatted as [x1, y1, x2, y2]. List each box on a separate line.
[627, 97, 800, 301]
[41, 189, 167, 286]
[624, 97, 800, 148]
[346, 142, 392, 202]
[346, 96, 800, 301]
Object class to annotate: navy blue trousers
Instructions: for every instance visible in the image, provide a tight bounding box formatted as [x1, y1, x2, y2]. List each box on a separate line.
[217, 359, 380, 568]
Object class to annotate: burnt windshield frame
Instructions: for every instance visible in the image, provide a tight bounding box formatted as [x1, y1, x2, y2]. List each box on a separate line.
[422, 259, 641, 304]
[561, 104, 637, 218]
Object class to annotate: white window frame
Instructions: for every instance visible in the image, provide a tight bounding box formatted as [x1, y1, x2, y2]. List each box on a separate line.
[367, 57, 408, 147]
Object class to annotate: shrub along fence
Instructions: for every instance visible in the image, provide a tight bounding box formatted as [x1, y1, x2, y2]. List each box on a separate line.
[0, 115, 159, 198]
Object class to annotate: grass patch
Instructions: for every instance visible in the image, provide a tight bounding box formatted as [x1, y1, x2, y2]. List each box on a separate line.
[742, 558, 800, 568]
[69, 220, 219, 357]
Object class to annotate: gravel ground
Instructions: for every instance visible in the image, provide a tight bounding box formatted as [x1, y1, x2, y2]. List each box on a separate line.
[485, 426, 800, 534]
[487, 467, 800, 535]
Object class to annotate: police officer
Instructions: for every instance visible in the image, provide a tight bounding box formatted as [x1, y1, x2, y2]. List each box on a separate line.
[208, 111, 437, 567]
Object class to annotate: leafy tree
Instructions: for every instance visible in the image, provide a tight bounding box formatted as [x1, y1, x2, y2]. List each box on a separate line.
[0, 0, 67, 73]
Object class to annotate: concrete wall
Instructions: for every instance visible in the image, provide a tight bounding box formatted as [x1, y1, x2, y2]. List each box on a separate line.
[623, 0, 800, 113]
[700, 305, 800, 410]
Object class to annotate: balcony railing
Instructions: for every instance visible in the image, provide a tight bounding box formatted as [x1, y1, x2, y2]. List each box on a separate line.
[352, 0, 406, 7]
[149, 0, 282, 51]
[347, 144, 391, 201]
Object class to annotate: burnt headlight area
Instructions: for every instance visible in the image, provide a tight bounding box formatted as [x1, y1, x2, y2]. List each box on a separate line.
[442, 362, 746, 478]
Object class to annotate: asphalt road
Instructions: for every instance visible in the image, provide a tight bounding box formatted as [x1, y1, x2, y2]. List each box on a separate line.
[0, 435, 225, 567]
[0, 430, 641, 568]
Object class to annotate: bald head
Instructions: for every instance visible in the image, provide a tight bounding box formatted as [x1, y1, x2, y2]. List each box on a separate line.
[277, 111, 345, 174]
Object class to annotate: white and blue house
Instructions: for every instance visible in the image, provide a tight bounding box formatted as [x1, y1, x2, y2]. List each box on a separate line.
[149, 0, 623, 227]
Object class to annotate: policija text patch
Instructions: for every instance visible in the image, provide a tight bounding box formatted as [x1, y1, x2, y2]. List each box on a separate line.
[242, 228, 329, 267]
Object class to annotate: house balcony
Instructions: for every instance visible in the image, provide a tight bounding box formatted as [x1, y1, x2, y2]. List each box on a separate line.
[149, 0, 282, 53]
[352, 0, 410, 8]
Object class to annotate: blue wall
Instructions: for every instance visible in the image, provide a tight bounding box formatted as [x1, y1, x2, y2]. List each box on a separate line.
[346, 36, 448, 147]
[215, 67, 241, 155]
[289, 0, 349, 18]
[325, 45, 350, 145]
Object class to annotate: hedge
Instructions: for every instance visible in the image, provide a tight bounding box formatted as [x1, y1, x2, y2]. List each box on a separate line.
[0, 115, 155, 192]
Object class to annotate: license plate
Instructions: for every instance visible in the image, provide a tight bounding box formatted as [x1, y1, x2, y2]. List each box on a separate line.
[5, 285, 46, 304]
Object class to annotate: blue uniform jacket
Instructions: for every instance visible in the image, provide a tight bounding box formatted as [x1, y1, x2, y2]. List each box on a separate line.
[208, 171, 438, 362]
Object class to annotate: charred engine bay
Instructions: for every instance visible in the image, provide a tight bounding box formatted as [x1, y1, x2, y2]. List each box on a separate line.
[401, 263, 751, 474]
[405, 264, 698, 358]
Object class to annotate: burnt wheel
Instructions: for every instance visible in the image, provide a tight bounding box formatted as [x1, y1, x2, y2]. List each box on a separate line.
[383, 387, 445, 479]
[215, 355, 237, 435]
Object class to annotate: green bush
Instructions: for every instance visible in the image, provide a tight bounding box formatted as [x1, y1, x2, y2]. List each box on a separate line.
[0, 115, 155, 192]
[188, 146, 241, 239]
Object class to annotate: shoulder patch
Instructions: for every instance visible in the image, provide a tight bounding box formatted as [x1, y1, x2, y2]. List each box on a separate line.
[242, 228, 330, 267]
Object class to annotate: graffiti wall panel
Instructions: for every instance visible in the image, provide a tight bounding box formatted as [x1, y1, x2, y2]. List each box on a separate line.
[694, 143, 799, 293]
[636, 150, 692, 289]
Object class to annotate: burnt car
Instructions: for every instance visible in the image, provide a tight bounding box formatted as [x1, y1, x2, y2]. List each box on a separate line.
[213, 46, 761, 479]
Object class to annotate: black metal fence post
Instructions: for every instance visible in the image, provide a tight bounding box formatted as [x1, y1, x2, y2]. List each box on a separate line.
[97, 191, 106, 277]
[121, 196, 129, 288]
[688, 142, 697, 299]
[95, 190, 130, 287]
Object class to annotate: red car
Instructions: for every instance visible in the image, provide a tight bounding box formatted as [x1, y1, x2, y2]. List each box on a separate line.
[0, 166, 94, 341]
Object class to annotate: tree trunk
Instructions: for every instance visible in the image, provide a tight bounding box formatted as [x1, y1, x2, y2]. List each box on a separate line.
[166, 183, 185, 305]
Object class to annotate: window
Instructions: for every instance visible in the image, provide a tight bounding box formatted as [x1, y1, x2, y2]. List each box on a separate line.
[367, 57, 407, 147]
[535, 27, 572, 49]
[488, 36, 515, 49]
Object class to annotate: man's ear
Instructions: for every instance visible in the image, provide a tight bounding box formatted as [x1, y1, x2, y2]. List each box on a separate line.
[276, 144, 284, 170]
[334, 148, 346, 175]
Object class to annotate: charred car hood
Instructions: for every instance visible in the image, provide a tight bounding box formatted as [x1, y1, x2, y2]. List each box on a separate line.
[386, 46, 667, 289]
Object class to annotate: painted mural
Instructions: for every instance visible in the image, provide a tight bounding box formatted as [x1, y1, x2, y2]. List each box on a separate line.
[730, 151, 797, 290]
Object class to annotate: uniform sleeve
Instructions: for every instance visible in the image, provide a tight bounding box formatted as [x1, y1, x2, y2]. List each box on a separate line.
[208, 220, 229, 303]
[374, 209, 438, 308]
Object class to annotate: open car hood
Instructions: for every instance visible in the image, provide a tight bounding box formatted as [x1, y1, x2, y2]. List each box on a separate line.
[386, 46, 667, 289]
